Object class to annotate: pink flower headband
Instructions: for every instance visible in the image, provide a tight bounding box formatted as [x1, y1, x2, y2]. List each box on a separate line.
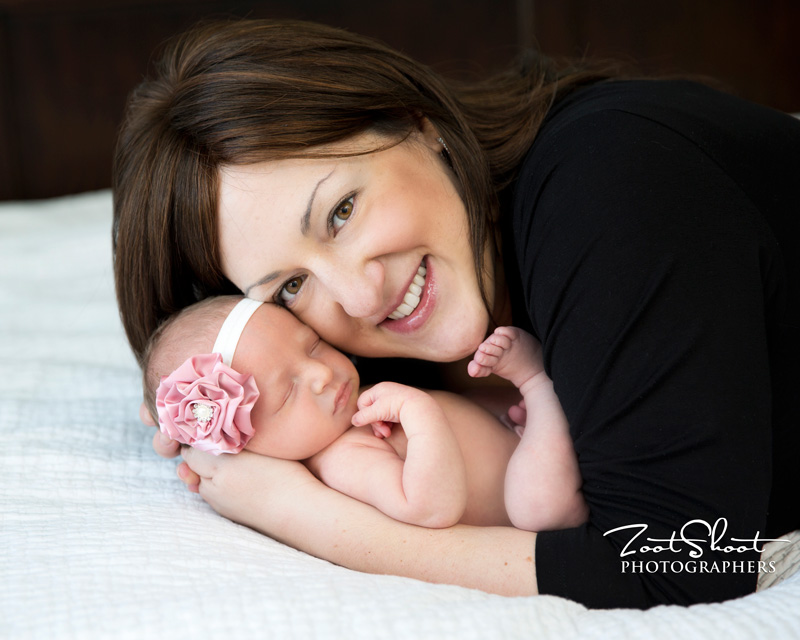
[155, 299, 263, 455]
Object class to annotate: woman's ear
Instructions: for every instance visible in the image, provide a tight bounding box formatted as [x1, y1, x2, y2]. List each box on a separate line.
[416, 117, 446, 153]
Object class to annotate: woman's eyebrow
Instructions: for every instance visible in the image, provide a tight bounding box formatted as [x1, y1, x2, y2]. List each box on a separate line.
[300, 169, 335, 235]
[244, 271, 279, 296]
[244, 169, 336, 295]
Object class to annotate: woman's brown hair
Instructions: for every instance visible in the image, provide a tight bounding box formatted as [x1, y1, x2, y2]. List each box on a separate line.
[113, 19, 619, 361]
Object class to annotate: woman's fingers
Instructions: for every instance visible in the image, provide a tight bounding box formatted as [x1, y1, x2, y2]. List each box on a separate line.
[178, 446, 215, 493]
[143, 400, 183, 459]
[152, 430, 181, 458]
[139, 401, 156, 426]
[177, 461, 201, 493]
[180, 445, 222, 478]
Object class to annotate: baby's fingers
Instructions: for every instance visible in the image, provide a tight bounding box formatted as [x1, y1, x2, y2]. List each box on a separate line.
[370, 421, 393, 439]
[352, 401, 398, 427]
[355, 381, 404, 412]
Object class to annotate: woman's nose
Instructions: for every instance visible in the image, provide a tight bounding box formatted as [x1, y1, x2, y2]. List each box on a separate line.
[319, 258, 384, 319]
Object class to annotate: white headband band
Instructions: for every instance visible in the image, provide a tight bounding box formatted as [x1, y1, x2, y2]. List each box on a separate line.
[212, 298, 264, 366]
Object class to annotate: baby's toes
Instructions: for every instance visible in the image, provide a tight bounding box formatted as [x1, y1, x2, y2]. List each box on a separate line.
[467, 360, 490, 378]
[494, 326, 520, 342]
[488, 332, 512, 351]
[474, 349, 500, 367]
[478, 341, 505, 358]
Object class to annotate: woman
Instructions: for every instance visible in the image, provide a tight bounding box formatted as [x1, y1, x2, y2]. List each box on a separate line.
[113, 19, 799, 609]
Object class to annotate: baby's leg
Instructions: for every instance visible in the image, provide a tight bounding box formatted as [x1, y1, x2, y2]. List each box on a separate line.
[471, 329, 587, 531]
[468, 327, 544, 395]
[504, 407, 588, 531]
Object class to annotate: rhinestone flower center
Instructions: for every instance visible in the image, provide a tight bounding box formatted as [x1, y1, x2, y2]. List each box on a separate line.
[191, 402, 215, 424]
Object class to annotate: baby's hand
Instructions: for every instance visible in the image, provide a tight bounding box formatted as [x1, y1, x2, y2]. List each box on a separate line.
[352, 382, 435, 435]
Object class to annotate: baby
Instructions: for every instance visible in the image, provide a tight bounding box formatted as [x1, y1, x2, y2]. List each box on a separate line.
[143, 296, 588, 531]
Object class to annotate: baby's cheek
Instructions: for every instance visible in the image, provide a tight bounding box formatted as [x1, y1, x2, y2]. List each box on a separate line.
[243, 435, 271, 456]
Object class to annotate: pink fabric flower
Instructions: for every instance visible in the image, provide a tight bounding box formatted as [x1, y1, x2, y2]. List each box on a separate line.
[156, 353, 259, 455]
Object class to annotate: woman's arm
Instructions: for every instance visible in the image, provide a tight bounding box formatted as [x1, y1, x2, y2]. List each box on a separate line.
[508, 87, 797, 606]
[179, 447, 538, 596]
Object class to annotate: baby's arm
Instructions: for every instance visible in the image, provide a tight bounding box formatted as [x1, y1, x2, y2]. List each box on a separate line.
[309, 381, 468, 528]
[469, 327, 588, 531]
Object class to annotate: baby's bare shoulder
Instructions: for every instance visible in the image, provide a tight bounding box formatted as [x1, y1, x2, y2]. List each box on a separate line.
[311, 426, 394, 462]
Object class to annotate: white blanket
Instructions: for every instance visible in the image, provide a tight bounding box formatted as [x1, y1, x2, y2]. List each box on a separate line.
[1, 191, 798, 639]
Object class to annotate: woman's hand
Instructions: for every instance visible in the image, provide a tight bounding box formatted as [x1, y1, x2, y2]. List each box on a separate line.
[175, 436, 537, 597]
[179, 446, 332, 542]
[140, 401, 194, 486]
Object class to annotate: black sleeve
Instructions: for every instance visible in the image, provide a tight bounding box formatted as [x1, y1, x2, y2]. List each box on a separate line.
[511, 106, 794, 608]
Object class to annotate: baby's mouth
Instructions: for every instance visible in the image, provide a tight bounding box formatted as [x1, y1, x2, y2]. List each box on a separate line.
[387, 260, 427, 320]
[334, 380, 351, 415]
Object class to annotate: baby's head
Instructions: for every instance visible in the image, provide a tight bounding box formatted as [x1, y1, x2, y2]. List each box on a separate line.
[143, 296, 360, 459]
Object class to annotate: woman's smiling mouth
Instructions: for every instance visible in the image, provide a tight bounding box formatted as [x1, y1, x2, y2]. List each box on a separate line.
[387, 260, 427, 320]
[380, 257, 437, 334]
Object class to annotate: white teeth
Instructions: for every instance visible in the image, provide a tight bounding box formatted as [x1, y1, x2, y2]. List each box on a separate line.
[388, 262, 426, 320]
[393, 302, 415, 317]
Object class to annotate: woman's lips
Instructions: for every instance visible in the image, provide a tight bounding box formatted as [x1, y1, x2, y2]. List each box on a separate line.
[380, 257, 436, 334]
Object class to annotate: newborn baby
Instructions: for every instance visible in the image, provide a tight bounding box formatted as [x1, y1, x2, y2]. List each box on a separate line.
[143, 296, 587, 531]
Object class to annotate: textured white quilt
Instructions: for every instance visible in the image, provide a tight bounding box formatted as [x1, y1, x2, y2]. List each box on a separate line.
[1, 191, 798, 639]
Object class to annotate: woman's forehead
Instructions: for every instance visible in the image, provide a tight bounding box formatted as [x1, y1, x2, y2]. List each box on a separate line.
[216, 129, 409, 195]
[219, 158, 330, 200]
[216, 159, 329, 287]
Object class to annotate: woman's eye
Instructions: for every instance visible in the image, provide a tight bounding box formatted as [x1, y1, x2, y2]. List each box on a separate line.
[329, 196, 354, 234]
[278, 275, 306, 305]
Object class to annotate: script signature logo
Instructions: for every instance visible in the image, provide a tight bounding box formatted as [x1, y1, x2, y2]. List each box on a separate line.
[603, 518, 790, 559]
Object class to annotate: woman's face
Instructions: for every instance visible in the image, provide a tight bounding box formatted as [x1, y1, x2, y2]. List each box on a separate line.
[217, 129, 493, 362]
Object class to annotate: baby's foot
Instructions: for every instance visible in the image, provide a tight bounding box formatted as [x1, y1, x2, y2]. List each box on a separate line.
[467, 326, 543, 391]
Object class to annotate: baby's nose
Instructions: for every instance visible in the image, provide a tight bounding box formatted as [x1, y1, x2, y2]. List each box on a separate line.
[308, 361, 333, 395]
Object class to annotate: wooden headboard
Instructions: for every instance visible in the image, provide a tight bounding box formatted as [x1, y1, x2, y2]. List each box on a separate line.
[1, 0, 797, 201]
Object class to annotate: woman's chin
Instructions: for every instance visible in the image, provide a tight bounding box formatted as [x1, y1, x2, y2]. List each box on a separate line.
[417, 323, 490, 363]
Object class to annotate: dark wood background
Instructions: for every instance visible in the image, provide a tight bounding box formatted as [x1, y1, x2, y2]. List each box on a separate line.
[1, 0, 798, 201]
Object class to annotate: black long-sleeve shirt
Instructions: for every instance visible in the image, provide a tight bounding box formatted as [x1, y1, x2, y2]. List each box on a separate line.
[503, 80, 800, 608]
